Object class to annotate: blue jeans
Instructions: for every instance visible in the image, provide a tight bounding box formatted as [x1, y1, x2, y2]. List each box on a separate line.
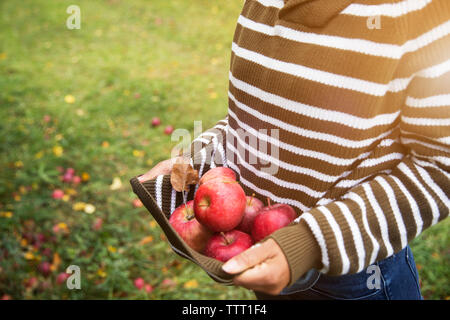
[255, 246, 423, 300]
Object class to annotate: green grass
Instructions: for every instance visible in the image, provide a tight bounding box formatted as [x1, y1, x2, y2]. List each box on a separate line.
[0, 0, 448, 300]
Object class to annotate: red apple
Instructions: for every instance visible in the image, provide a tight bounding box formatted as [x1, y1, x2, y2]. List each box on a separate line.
[41, 247, 52, 258]
[199, 167, 236, 185]
[194, 180, 246, 232]
[161, 278, 176, 288]
[56, 272, 70, 285]
[62, 173, 73, 183]
[52, 189, 64, 199]
[236, 195, 264, 234]
[251, 199, 297, 243]
[204, 230, 253, 262]
[144, 284, 153, 293]
[72, 175, 81, 185]
[132, 198, 143, 208]
[92, 217, 103, 231]
[134, 278, 145, 290]
[164, 125, 174, 135]
[25, 277, 38, 289]
[169, 200, 212, 252]
[40, 280, 52, 291]
[35, 233, 46, 243]
[33, 241, 42, 251]
[22, 232, 33, 243]
[38, 261, 51, 277]
[151, 117, 161, 127]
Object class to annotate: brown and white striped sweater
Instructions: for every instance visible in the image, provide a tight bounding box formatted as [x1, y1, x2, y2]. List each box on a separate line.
[186, 0, 450, 286]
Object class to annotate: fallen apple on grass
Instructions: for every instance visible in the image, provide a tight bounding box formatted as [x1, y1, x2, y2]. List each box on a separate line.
[25, 277, 38, 289]
[204, 230, 253, 262]
[164, 125, 174, 135]
[38, 261, 51, 277]
[169, 200, 212, 252]
[132, 198, 143, 208]
[72, 175, 81, 185]
[52, 189, 64, 200]
[134, 277, 145, 290]
[56, 272, 70, 285]
[151, 117, 161, 127]
[62, 173, 73, 183]
[144, 284, 153, 293]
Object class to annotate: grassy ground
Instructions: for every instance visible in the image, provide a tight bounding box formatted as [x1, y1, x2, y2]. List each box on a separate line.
[0, 0, 448, 300]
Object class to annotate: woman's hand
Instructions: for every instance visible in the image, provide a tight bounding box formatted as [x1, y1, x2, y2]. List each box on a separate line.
[137, 156, 183, 182]
[221, 239, 290, 295]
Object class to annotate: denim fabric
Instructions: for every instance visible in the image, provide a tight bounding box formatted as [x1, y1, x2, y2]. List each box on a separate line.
[256, 246, 423, 300]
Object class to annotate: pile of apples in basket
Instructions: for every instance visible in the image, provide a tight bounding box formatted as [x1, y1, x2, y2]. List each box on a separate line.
[168, 159, 297, 262]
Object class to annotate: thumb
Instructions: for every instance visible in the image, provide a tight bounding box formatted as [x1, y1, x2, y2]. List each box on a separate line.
[222, 240, 275, 275]
[137, 158, 178, 182]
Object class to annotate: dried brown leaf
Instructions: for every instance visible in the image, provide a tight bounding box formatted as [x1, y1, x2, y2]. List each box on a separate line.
[170, 158, 199, 192]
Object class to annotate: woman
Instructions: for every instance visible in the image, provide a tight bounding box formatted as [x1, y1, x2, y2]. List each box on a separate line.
[139, 0, 449, 300]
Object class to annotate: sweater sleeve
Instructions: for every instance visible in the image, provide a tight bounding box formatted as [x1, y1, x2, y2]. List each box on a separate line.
[184, 117, 229, 174]
[270, 21, 450, 282]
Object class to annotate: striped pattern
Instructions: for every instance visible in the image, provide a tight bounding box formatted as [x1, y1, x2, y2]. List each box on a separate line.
[183, 0, 450, 277]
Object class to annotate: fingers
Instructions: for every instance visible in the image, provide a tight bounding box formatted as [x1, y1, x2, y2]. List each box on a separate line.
[222, 239, 290, 295]
[222, 239, 276, 275]
[232, 263, 280, 294]
[231, 241, 290, 295]
[137, 158, 174, 182]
